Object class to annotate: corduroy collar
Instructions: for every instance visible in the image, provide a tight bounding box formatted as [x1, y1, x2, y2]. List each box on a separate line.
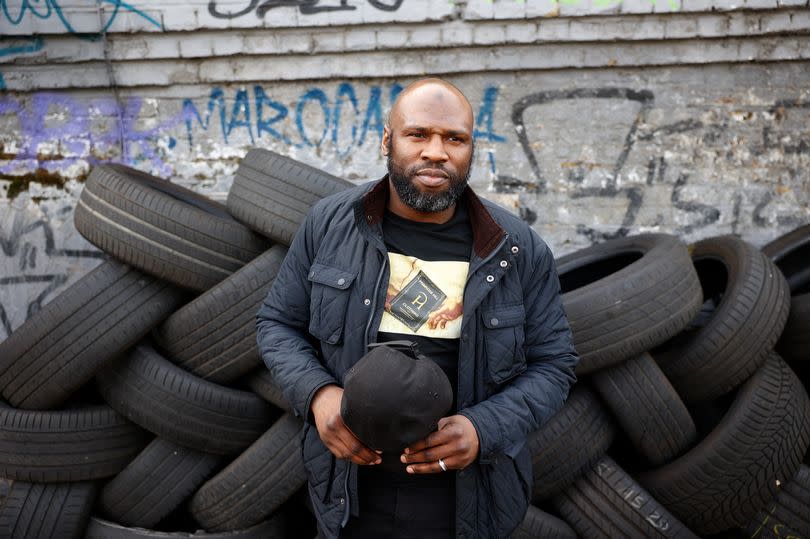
[359, 175, 506, 259]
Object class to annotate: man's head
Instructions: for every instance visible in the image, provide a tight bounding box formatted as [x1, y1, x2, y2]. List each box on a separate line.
[382, 78, 475, 215]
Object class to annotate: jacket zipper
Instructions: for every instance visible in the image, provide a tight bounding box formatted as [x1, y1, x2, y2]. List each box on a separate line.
[363, 248, 388, 349]
[342, 243, 387, 529]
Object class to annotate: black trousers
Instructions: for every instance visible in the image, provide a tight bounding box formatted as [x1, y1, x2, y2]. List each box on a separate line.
[339, 464, 455, 539]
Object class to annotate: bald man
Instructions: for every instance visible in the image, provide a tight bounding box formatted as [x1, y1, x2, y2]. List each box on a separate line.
[257, 78, 579, 538]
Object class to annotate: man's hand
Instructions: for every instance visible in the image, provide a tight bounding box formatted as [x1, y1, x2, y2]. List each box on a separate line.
[311, 385, 381, 466]
[400, 415, 479, 474]
[427, 300, 463, 330]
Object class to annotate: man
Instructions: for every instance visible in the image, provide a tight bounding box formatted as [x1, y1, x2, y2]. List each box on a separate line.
[256, 78, 579, 538]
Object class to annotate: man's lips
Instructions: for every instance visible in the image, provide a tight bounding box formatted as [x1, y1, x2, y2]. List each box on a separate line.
[414, 168, 449, 187]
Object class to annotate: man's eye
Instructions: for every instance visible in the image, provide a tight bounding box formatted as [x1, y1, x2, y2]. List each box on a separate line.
[409, 133, 425, 138]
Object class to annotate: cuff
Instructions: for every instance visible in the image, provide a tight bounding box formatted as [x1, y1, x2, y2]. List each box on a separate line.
[458, 408, 496, 465]
[297, 370, 339, 425]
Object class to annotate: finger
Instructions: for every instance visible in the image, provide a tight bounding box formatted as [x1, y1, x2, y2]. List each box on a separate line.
[406, 458, 454, 474]
[402, 436, 458, 464]
[328, 414, 381, 464]
[335, 442, 380, 466]
[402, 442, 457, 464]
[404, 427, 456, 456]
[325, 431, 376, 465]
[337, 430, 381, 465]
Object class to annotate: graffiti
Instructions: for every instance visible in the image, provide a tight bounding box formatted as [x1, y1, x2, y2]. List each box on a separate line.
[496, 87, 809, 241]
[0, 211, 103, 262]
[0, 0, 162, 37]
[206, 0, 681, 17]
[208, 0, 403, 19]
[0, 209, 103, 339]
[671, 171, 720, 234]
[0, 1, 162, 91]
[0, 37, 44, 90]
[511, 87, 654, 193]
[1, 83, 507, 197]
[182, 83, 507, 152]
[502, 87, 653, 240]
[0, 92, 183, 183]
[182, 83, 403, 150]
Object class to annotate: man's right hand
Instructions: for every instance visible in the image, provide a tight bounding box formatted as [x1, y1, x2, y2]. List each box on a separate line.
[311, 385, 381, 466]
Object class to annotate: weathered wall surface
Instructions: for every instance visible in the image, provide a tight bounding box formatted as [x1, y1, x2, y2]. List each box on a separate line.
[1, 0, 809, 340]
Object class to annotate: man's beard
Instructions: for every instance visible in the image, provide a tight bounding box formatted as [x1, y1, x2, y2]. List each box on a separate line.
[386, 139, 473, 213]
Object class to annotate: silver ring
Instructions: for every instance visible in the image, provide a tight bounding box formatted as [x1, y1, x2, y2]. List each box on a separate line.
[438, 458, 447, 472]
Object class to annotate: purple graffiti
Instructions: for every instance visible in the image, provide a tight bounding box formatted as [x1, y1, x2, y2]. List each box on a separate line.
[0, 92, 183, 177]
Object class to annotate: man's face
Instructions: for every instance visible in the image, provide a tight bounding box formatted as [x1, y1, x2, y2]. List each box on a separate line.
[383, 85, 474, 213]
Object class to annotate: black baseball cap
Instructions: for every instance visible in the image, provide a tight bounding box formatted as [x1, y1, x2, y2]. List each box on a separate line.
[340, 341, 453, 453]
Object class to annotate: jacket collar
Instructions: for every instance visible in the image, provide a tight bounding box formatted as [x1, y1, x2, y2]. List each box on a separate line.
[358, 175, 506, 259]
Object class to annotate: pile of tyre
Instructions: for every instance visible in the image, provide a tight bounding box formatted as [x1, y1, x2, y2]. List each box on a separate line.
[0, 148, 807, 539]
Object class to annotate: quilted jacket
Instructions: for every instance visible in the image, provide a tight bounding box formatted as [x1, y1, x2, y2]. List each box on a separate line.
[256, 176, 579, 538]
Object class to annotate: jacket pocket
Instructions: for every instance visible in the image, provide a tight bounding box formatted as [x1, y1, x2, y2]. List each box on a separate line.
[482, 304, 527, 384]
[484, 448, 532, 537]
[308, 262, 357, 345]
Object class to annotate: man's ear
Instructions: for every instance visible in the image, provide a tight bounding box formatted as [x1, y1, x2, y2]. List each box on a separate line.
[381, 125, 390, 156]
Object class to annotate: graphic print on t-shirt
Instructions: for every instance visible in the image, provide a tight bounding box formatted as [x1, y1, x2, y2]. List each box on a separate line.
[380, 253, 469, 339]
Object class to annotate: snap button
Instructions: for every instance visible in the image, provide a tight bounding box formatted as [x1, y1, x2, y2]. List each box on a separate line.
[364, 298, 371, 306]
[486, 275, 494, 283]
[499, 260, 508, 268]
[367, 215, 372, 221]
[337, 278, 345, 286]
[309, 271, 314, 278]
[339, 497, 345, 505]
[490, 318, 499, 326]
[511, 246, 519, 254]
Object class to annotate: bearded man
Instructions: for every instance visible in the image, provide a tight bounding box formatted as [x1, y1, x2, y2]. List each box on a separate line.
[257, 78, 579, 538]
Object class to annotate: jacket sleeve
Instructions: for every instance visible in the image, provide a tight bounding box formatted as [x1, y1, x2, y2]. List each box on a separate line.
[458, 237, 579, 463]
[256, 210, 338, 423]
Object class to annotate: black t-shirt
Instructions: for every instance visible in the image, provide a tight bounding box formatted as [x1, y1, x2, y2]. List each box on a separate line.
[376, 200, 473, 412]
[351, 201, 472, 530]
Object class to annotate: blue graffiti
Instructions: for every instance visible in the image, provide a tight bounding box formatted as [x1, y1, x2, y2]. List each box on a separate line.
[1, 83, 507, 187]
[255, 85, 293, 146]
[182, 83, 505, 154]
[0, 37, 44, 90]
[183, 83, 406, 152]
[182, 87, 228, 147]
[332, 82, 358, 157]
[296, 88, 331, 147]
[228, 88, 254, 145]
[1, 0, 163, 38]
[474, 86, 507, 143]
[1, 1, 162, 90]
[0, 37, 44, 57]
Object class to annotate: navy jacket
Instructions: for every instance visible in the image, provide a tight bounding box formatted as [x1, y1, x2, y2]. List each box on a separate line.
[256, 177, 579, 538]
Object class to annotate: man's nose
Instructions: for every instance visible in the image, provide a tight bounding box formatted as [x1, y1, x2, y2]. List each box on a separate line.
[421, 135, 448, 162]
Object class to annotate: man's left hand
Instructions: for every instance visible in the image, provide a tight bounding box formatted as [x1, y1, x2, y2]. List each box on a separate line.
[400, 415, 479, 474]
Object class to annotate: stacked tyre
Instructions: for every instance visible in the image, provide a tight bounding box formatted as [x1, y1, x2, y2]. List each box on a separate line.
[519, 220, 810, 537]
[0, 162, 309, 537]
[0, 148, 807, 538]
